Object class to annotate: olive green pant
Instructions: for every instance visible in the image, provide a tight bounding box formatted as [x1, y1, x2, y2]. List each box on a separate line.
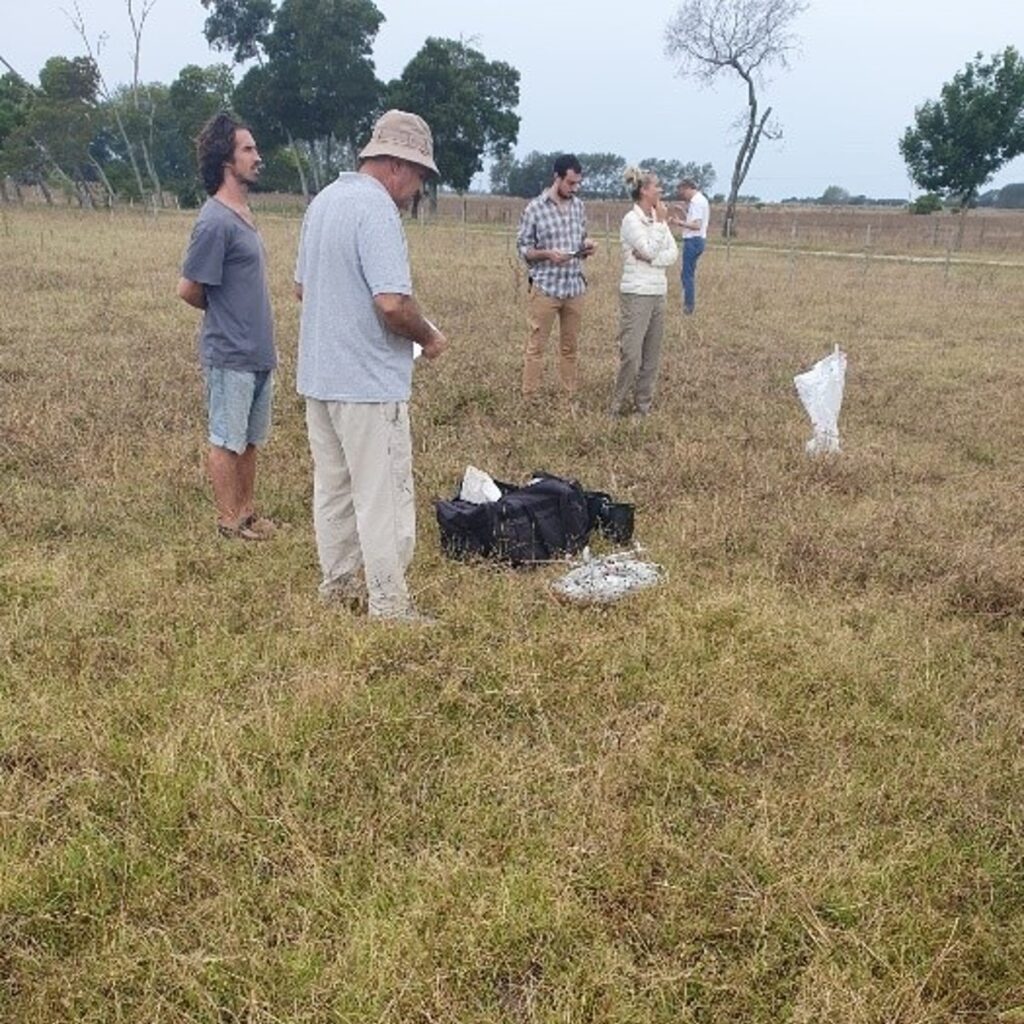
[611, 292, 666, 415]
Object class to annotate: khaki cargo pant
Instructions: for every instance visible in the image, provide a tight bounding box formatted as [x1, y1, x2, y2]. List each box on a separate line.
[522, 289, 585, 397]
[305, 399, 416, 618]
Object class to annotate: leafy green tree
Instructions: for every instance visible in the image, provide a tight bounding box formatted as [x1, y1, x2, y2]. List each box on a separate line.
[577, 152, 627, 198]
[202, 0, 302, 194]
[488, 149, 516, 194]
[0, 70, 36, 198]
[387, 37, 519, 199]
[638, 157, 715, 193]
[166, 64, 236, 204]
[494, 150, 558, 198]
[994, 182, 1024, 208]
[264, 0, 383, 155]
[899, 46, 1024, 232]
[492, 150, 640, 200]
[169, 63, 235, 141]
[0, 71, 33, 153]
[820, 184, 850, 205]
[201, 0, 274, 62]
[215, 0, 385, 193]
[910, 193, 943, 214]
[98, 77, 223, 205]
[4, 57, 101, 205]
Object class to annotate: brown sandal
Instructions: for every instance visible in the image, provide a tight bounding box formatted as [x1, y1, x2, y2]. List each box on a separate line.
[241, 513, 276, 539]
[217, 519, 265, 541]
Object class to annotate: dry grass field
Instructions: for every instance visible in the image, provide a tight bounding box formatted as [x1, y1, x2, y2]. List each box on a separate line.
[1, 204, 1023, 1023]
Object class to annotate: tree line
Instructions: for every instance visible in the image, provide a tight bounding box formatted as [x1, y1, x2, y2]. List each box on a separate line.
[0, 0, 719, 210]
[0, 0, 522, 207]
[4, 0, 1019, 226]
[490, 152, 716, 200]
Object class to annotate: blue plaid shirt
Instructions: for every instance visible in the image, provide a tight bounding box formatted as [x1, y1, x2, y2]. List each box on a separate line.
[516, 191, 589, 299]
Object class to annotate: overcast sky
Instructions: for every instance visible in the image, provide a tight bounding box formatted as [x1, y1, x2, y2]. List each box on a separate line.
[5, 0, 1024, 200]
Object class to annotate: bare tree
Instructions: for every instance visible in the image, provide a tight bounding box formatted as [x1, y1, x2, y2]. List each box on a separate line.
[63, 1, 149, 202]
[123, 0, 165, 206]
[125, 0, 157, 102]
[665, 0, 806, 237]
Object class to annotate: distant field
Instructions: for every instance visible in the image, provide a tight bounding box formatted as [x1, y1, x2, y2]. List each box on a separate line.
[1, 205, 1023, 1023]
[278, 191, 1024, 258]
[430, 196, 1024, 258]
[11, 182, 1024, 256]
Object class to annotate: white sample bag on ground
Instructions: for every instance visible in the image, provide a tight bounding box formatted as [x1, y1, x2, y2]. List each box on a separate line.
[551, 548, 663, 605]
[458, 465, 502, 504]
[794, 345, 847, 454]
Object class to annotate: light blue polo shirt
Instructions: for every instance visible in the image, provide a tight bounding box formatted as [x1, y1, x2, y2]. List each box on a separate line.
[295, 173, 415, 402]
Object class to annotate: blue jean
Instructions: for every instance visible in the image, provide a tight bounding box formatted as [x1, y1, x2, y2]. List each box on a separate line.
[681, 236, 705, 313]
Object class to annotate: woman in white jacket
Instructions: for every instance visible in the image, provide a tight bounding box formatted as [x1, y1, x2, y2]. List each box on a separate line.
[611, 167, 679, 416]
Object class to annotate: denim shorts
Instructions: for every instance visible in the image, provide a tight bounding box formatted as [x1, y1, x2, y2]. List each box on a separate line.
[204, 367, 273, 454]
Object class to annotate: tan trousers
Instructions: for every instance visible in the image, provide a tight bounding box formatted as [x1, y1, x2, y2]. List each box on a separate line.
[611, 292, 666, 415]
[305, 399, 416, 618]
[522, 289, 585, 397]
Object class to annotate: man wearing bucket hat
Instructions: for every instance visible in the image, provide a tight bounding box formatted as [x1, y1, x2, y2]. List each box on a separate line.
[294, 109, 448, 623]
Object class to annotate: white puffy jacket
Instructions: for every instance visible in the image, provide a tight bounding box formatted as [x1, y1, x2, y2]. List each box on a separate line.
[619, 205, 679, 295]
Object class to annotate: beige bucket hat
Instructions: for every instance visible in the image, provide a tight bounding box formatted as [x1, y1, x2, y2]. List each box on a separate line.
[358, 109, 438, 176]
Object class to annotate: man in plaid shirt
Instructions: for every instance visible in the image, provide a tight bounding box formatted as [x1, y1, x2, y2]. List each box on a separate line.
[516, 154, 597, 400]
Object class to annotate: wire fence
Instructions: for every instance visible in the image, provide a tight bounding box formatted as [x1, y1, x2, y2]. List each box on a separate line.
[6, 179, 1024, 260]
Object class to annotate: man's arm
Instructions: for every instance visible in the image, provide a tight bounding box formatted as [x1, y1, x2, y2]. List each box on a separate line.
[373, 293, 447, 360]
[177, 277, 206, 310]
[525, 246, 571, 264]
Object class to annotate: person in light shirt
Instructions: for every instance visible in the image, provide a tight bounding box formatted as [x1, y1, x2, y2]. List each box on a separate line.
[293, 110, 447, 623]
[671, 177, 710, 315]
[611, 167, 679, 416]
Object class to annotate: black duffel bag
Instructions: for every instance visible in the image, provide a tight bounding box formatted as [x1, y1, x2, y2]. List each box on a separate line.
[436, 472, 592, 566]
[585, 491, 635, 545]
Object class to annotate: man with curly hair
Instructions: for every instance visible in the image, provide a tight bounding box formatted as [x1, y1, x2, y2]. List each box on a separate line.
[177, 112, 277, 541]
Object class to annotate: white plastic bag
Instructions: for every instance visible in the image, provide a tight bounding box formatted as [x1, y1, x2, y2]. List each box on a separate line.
[459, 465, 502, 504]
[794, 345, 846, 454]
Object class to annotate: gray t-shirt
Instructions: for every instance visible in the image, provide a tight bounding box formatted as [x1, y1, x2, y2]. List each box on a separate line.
[294, 173, 414, 402]
[181, 198, 276, 371]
